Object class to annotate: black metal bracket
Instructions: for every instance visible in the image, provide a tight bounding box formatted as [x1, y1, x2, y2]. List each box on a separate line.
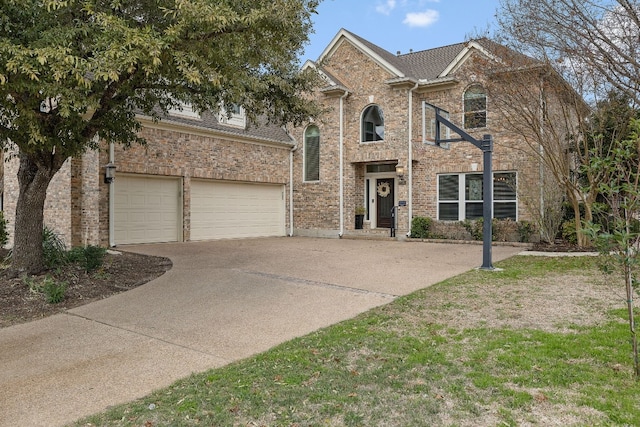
[427, 103, 495, 270]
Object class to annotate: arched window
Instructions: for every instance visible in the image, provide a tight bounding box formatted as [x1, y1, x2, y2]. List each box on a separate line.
[361, 105, 384, 142]
[464, 85, 487, 129]
[304, 125, 320, 182]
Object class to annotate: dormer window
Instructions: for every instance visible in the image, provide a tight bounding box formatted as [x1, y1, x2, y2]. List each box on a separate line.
[464, 85, 487, 129]
[219, 104, 246, 128]
[168, 101, 201, 120]
[361, 105, 384, 142]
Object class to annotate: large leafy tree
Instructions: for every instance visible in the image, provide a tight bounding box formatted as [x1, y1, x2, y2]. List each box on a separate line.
[0, 0, 321, 274]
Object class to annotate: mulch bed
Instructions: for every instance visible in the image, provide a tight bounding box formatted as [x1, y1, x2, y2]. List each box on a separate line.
[0, 250, 171, 328]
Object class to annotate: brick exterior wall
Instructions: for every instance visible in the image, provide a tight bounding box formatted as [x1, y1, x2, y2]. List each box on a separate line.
[3, 122, 292, 249]
[96, 121, 292, 246]
[292, 38, 545, 238]
[3, 146, 74, 248]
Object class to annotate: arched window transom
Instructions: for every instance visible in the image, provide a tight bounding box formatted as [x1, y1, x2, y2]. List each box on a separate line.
[361, 105, 384, 142]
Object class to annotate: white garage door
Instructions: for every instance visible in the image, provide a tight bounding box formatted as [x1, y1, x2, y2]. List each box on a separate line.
[114, 175, 181, 244]
[191, 180, 285, 240]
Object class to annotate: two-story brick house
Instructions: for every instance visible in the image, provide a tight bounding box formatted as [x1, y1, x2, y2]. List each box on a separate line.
[291, 29, 542, 238]
[2, 28, 549, 248]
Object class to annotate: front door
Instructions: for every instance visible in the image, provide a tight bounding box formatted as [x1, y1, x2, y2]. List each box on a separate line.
[376, 178, 395, 228]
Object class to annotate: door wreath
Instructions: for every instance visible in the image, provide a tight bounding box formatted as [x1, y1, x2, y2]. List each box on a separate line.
[377, 182, 391, 197]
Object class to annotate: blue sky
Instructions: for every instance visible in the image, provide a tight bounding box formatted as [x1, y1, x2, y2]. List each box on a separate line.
[302, 0, 501, 62]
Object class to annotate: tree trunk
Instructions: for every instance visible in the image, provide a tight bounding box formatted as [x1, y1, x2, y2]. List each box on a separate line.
[10, 151, 64, 275]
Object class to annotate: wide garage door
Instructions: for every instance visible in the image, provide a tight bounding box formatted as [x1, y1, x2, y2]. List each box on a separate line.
[114, 175, 181, 245]
[191, 180, 285, 240]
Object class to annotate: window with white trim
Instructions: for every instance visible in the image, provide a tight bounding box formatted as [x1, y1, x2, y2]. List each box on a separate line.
[304, 125, 320, 182]
[437, 172, 517, 221]
[361, 105, 384, 142]
[218, 104, 246, 128]
[168, 101, 201, 120]
[463, 85, 487, 129]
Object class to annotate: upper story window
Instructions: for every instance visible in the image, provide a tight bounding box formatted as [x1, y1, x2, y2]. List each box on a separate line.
[218, 104, 246, 128]
[463, 85, 487, 129]
[304, 125, 320, 182]
[361, 105, 384, 142]
[168, 101, 201, 120]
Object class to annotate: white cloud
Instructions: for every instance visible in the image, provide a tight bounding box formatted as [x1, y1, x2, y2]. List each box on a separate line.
[376, 0, 397, 15]
[403, 9, 439, 27]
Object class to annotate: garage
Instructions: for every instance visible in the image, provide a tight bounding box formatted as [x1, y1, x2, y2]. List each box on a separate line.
[114, 175, 181, 245]
[190, 180, 285, 240]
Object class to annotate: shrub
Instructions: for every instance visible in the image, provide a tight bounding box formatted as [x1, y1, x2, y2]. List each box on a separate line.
[517, 220, 536, 243]
[82, 245, 107, 272]
[41, 278, 67, 304]
[67, 245, 107, 272]
[42, 226, 67, 268]
[462, 219, 484, 241]
[561, 220, 577, 245]
[411, 216, 433, 238]
[0, 211, 8, 247]
[27, 275, 67, 304]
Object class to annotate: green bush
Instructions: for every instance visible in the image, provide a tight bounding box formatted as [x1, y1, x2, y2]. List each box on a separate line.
[42, 226, 67, 268]
[410, 216, 433, 238]
[517, 220, 536, 243]
[561, 220, 577, 245]
[462, 219, 484, 241]
[0, 211, 8, 247]
[67, 245, 107, 272]
[27, 275, 67, 304]
[42, 278, 67, 304]
[83, 245, 107, 272]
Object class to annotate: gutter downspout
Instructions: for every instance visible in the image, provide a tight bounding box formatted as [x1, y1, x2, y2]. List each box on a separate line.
[289, 143, 298, 237]
[407, 82, 419, 237]
[339, 90, 349, 237]
[108, 142, 115, 247]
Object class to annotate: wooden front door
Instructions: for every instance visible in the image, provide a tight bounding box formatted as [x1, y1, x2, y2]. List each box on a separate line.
[376, 178, 394, 228]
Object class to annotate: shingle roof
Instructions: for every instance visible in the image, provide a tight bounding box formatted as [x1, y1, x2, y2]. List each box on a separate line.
[150, 109, 294, 145]
[344, 30, 409, 75]
[337, 29, 527, 82]
[397, 42, 468, 80]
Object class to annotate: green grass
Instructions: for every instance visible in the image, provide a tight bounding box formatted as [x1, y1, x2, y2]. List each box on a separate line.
[75, 256, 640, 427]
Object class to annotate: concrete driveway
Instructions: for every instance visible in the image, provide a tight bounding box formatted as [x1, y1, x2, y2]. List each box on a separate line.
[0, 237, 523, 427]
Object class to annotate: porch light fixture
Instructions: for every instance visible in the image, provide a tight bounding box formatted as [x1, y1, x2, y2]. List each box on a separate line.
[104, 162, 116, 184]
[396, 164, 406, 185]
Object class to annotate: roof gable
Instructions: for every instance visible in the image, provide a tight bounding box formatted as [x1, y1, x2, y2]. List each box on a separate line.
[318, 28, 406, 78]
[316, 30, 505, 81]
[313, 29, 523, 89]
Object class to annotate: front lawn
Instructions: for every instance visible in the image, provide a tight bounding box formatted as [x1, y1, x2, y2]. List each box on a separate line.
[76, 256, 640, 426]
